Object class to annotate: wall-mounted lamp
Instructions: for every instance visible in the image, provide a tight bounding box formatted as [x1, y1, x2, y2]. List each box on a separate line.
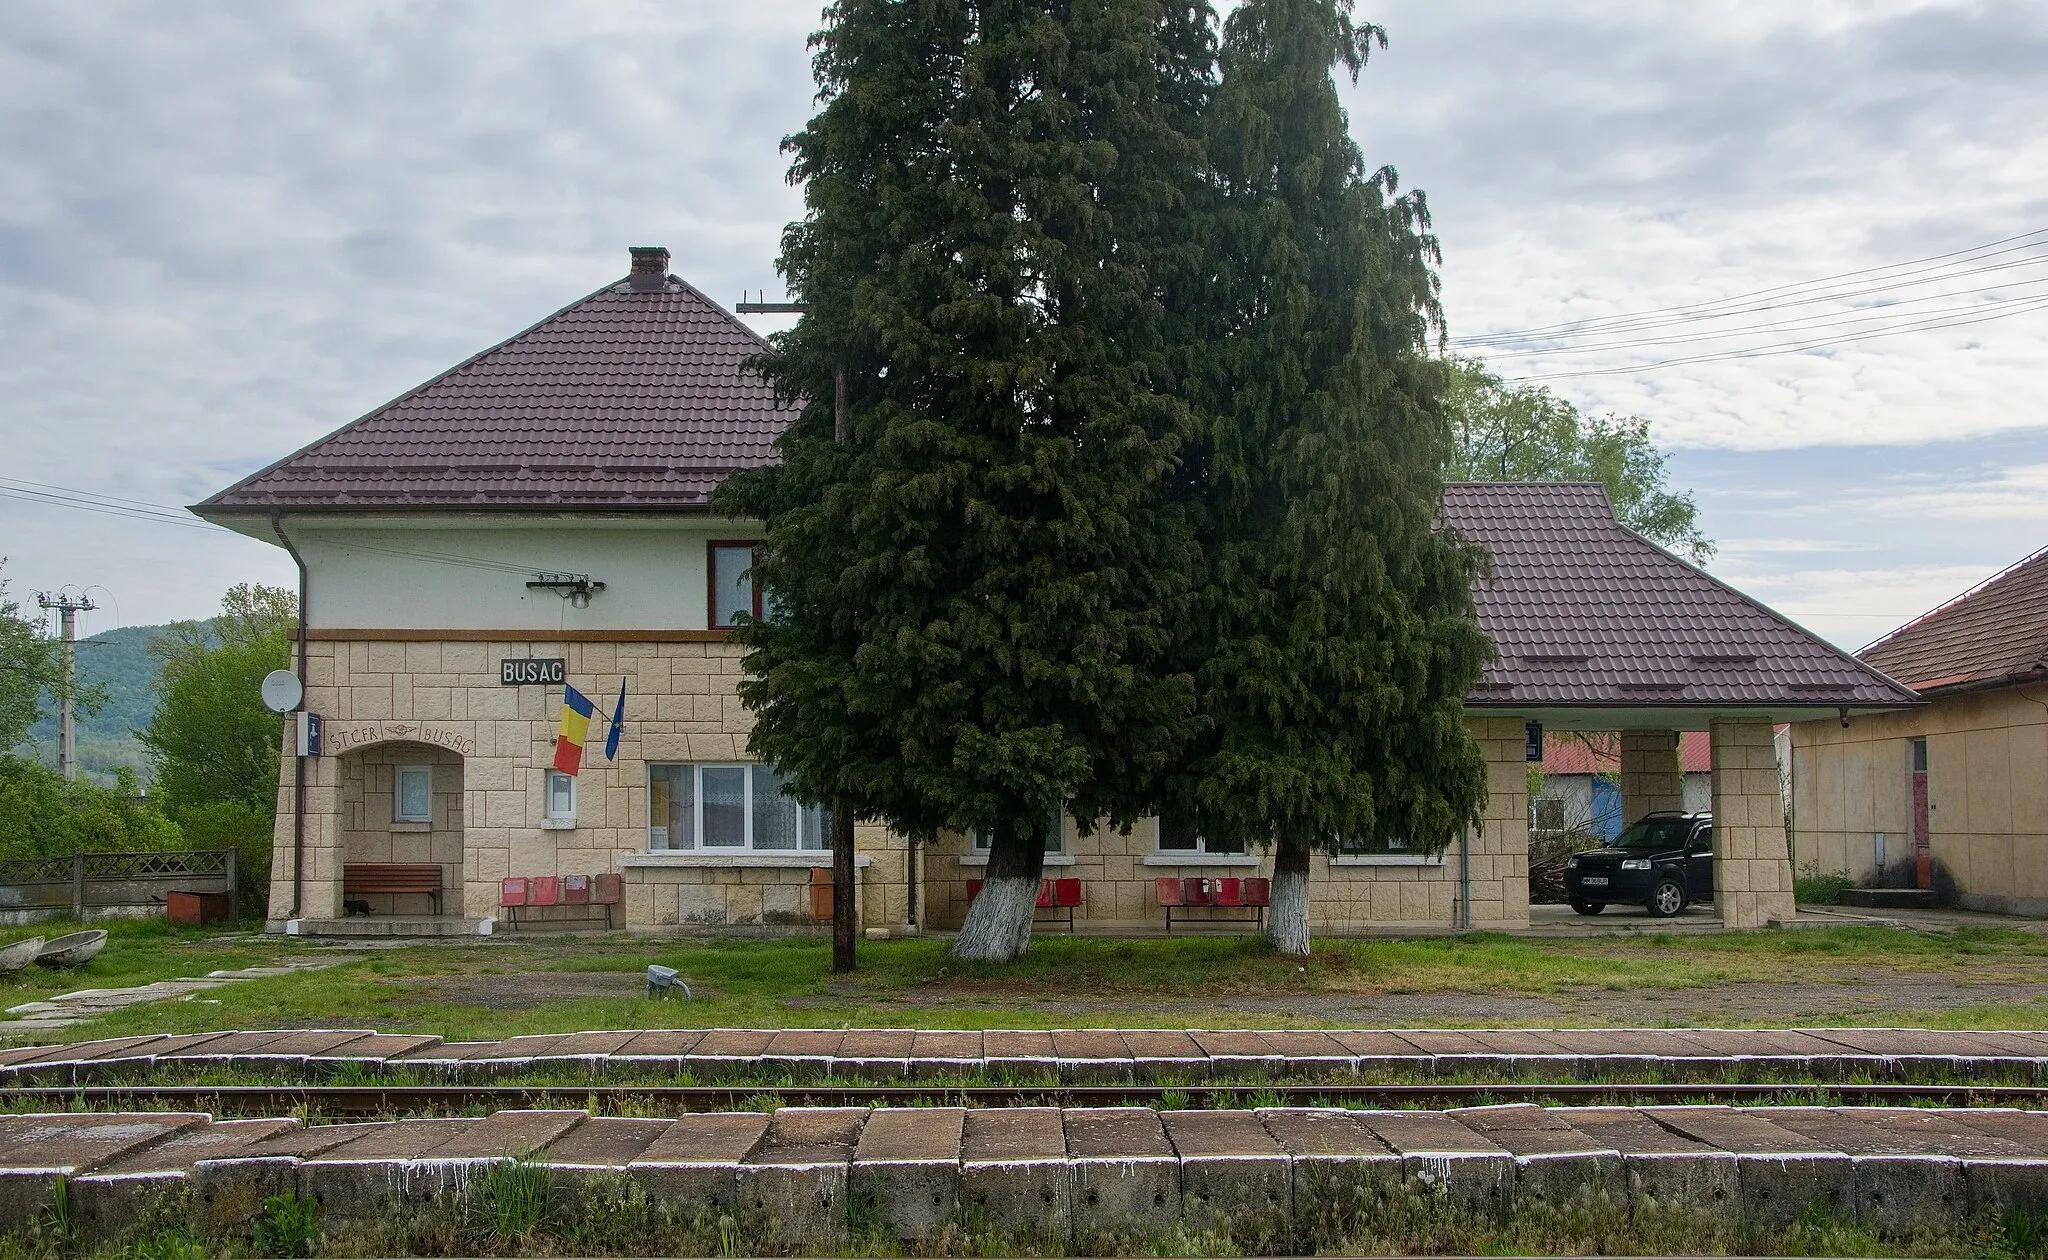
[527, 573, 606, 609]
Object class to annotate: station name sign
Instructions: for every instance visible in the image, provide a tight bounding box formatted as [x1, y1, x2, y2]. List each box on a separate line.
[501, 657, 566, 686]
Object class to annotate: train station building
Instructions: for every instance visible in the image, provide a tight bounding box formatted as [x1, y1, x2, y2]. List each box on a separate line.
[193, 249, 1918, 937]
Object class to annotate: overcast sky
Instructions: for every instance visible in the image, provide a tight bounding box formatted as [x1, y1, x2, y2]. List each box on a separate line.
[1, 0, 2043, 651]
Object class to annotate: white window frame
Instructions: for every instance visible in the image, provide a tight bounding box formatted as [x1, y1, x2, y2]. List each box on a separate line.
[544, 770, 577, 825]
[646, 762, 828, 853]
[1332, 828, 1443, 867]
[1151, 813, 1247, 858]
[971, 807, 1066, 854]
[393, 765, 433, 824]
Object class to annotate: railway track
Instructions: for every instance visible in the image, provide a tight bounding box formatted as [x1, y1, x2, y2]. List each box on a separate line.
[13, 1080, 2048, 1117]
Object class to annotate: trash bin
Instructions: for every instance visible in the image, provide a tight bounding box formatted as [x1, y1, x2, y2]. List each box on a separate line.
[809, 867, 834, 922]
[166, 890, 230, 925]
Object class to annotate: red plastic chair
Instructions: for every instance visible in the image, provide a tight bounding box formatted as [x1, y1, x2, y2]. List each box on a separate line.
[1035, 880, 1055, 908]
[1214, 878, 1244, 907]
[499, 877, 529, 929]
[564, 874, 592, 905]
[593, 872, 624, 929]
[1244, 877, 1271, 930]
[966, 878, 984, 902]
[1156, 876, 1185, 931]
[1053, 878, 1082, 907]
[530, 876, 560, 910]
[1182, 876, 1214, 907]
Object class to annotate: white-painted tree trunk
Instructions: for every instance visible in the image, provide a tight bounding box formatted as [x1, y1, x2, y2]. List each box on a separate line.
[951, 873, 1040, 962]
[1266, 840, 1312, 956]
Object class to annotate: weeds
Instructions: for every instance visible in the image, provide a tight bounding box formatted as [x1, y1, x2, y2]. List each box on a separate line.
[253, 1190, 319, 1258]
[477, 1155, 550, 1242]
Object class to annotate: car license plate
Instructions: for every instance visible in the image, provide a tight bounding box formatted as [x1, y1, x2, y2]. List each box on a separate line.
[1580, 876, 1609, 887]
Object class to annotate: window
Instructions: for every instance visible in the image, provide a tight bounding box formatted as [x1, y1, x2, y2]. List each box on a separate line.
[1155, 809, 1245, 855]
[545, 771, 576, 821]
[973, 808, 1065, 854]
[1530, 797, 1568, 837]
[647, 763, 829, 852]
[1910, 737, 1928, 774]
[710, 542, 762, 628]
[394, 766, 432, 824]
[1338, 830, 1411, 857]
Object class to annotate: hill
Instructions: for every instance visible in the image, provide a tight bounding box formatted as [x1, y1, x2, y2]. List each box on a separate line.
[20, 622, 173, 781]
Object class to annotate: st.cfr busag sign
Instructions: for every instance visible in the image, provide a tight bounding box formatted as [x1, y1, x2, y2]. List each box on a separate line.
[322, 721, 476, 758]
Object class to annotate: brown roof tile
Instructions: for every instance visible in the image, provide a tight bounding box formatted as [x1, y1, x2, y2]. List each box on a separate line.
[1440, 482, 1918, 710]
[195, 274, 793, 513]
[1858, 546, 2048, 694]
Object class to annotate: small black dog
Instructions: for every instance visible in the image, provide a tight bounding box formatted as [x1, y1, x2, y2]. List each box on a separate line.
[343, 898, 373, 918]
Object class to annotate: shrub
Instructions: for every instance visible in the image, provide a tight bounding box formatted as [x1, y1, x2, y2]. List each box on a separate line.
[1794, 863, 1856, 905]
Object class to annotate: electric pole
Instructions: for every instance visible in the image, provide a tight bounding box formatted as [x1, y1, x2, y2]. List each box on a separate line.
[35, 592, 95, 781]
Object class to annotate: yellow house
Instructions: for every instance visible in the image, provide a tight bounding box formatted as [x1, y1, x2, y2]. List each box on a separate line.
[192, 249, 1918, 937]
[1790, 547, 2048, 914]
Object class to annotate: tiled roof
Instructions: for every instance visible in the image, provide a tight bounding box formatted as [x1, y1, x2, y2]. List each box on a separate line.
[1858, 545, 2048, 694]
[195, 273, 793, 512]
[1439, 482, 1918, 710]
[1541, 730, 1712, 775]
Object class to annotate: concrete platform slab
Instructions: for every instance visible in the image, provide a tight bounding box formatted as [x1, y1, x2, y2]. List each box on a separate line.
[1162, 1109, 1290, 1241]
[837, 1028, 917, 1077]
[1450, 1104, 1624, 1211]
[1765, 1108, 1967, 1232]
[1256, 1107, 1400, 1238]
[627, 1111, 770, 1213]
[763, 1029, 846, 1072]
[1353, 1109, 1513, 1217]
[0, 1112, 208, 1231]
[1259, 1031, 1355, 1077]
[737, 1108, 866, 1246]
[605, 1029, 704, 1073]
[187, 1122, 384, 1238]
[1051, 1030, 1132, 1081]
[1555, 1107, 1736, 1217]
[296, 1117, 479, 1225]
[960, 1107, 1069, 1239]
[1119, 1030, 1209, 1080]
[852, 1107, 964, 1239]
[685, 1029, 775, 1074]
[1644, 1106, 1851, 1229]
[908, 1030, 983, 1076]
[981, 1029, 1055, 1080]
[1189, 1029, 1281, 1075]
[71, 1119, 295, 1244]
[1064, 1107, 1179, 1237]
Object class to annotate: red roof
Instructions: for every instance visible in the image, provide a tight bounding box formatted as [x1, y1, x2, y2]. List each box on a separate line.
[1439, 482, 1918, 711]
[195, 272, 792, 513]
[1858, 545, 2048, 695]
[1540, 731, 1711, 775]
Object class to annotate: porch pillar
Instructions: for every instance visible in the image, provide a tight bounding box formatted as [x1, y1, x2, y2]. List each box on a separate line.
[1710, 718, 1796, 928]
[1619, 730, 1684, 825]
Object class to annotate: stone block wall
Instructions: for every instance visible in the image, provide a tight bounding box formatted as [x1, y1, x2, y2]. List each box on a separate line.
[1620, 729, 1684, 823]
[918, 715, 1531, 934]
[1710, 718, 1796, 927]
[269, 636, 897, 931]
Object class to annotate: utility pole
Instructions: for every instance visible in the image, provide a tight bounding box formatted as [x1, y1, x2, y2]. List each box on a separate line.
[35, 592, 95, 781]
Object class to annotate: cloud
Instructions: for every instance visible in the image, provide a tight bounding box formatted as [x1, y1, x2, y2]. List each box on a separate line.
[0, 0, 2041, 633]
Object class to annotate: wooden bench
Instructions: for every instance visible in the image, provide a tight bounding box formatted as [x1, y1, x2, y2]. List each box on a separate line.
[1157, 876, 1268, 932]
[965, 877, 1084, 931]
[499, 873, 624, 929]
[342, 863, 444, 915]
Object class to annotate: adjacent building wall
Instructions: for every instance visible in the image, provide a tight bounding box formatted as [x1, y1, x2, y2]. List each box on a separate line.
[1791, 685, 2048, 915]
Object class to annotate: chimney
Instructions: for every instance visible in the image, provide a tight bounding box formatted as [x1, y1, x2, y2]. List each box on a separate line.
[628, 246, 670, 291]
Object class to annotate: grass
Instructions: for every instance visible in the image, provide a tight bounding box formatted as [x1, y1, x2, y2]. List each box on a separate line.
[5, 920, 2048, 1046]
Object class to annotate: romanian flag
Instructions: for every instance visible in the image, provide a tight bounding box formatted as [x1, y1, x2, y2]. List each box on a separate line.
[553, 684, 594, 775]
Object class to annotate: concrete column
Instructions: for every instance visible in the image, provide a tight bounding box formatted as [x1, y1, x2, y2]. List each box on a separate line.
[1619, 729, 1684, 825]
[1710, 718, 1796, 928]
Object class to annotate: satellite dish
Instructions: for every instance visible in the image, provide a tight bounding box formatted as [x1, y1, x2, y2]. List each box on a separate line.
[261, 669, 304, 714]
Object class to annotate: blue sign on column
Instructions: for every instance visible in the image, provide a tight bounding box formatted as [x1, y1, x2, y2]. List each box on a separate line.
[1525, 721, 1543, 762]
[297, 711, 323, 757]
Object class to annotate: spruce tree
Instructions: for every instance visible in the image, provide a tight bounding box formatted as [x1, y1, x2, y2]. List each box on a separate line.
[718, 0, 1214, 962]
[1168, 0, 1493, 955]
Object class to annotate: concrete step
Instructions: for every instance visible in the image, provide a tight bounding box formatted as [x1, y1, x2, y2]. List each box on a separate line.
[9, 1104, 2048, 1247]
[285, 915, 488, 937]
[1839, 887, 1940, 909]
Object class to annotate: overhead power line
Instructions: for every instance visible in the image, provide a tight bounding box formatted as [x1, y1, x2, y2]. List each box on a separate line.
[1460, 226, 2048, 345]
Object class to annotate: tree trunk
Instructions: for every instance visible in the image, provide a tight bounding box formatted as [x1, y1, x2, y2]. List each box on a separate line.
[950, 817, 1045, 963]
[832, 796, 856, 973]
[1267, 837, 1312, 957]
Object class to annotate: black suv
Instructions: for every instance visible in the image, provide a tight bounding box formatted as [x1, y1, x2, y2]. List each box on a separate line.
[1563, 811, 1714, 917]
